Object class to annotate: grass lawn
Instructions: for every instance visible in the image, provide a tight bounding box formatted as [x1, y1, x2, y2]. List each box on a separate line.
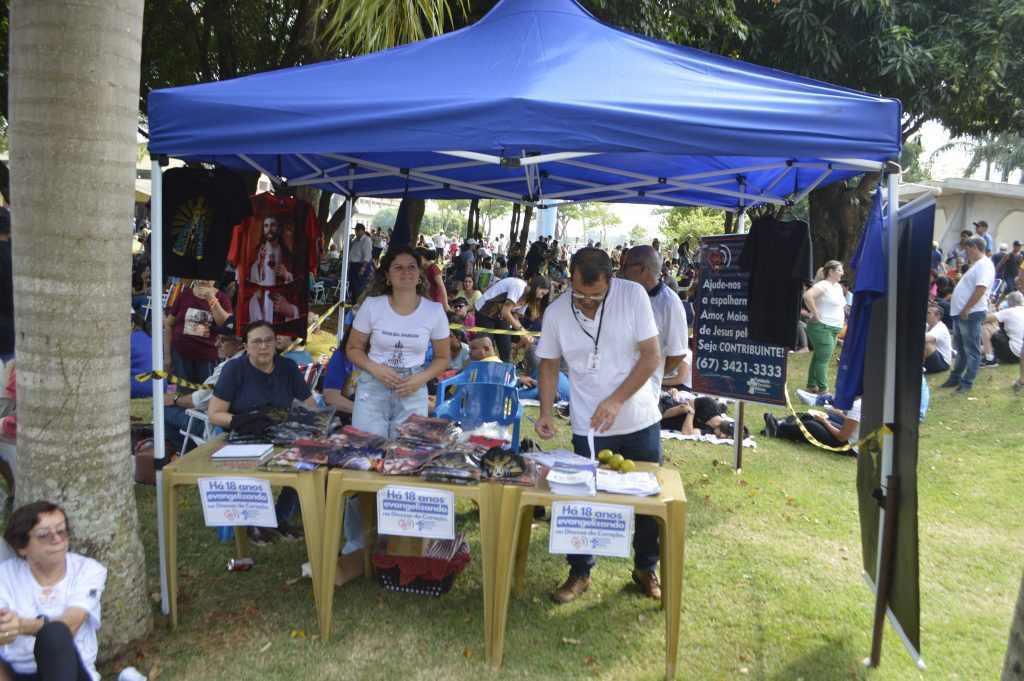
[113, 353, 1024, 680]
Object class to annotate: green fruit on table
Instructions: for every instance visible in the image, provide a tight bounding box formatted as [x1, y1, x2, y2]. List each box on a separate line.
[619, 459, 636, 473]
[597, 449, 614, 463]
[610, 453, 625, 470]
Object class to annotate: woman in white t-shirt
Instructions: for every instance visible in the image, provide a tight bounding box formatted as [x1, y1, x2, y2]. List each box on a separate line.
[0, 500, 107, 681]
[473, 274, 551, 362]
[338, 245, 450, 585]
[802, 260, 846, 393]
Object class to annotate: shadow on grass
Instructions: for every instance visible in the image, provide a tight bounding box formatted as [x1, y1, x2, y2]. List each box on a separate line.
[769, 638, 868, 681]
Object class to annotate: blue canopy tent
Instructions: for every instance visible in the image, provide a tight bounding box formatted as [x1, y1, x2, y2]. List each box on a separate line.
[145, 0, 912, 661]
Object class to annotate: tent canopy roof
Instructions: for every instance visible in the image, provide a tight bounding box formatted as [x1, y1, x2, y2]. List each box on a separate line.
[147, 0, 902, 211]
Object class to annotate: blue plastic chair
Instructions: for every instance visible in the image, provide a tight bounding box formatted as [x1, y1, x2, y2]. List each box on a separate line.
[434, 383, 523, 452]
[436, 361, 518, 401]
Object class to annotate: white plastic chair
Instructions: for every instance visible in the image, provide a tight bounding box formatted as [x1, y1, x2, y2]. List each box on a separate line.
[180, 408, 214, 454]
[311, 280, 327, 305]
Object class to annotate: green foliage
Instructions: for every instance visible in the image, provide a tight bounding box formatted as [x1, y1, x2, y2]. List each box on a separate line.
[557, 203, 621, 240]
[729, 0, 1024, 139]
[627, 223, 649, 244]
[582, 0, 748, 52]
[933, 132, 1024, 183]
[655, 206, 728, 244]
[318, 0, 468, 56]
[899, 135, 933, 184]
[371, 206, 399, 230]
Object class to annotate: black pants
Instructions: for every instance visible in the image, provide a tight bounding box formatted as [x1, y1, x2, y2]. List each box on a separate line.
[0, 621, 92, 681]
[474, 313, 513, 363]
[776, 414, 853, 454]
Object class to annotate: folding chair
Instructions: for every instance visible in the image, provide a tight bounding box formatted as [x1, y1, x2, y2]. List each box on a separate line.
[436, 360, 518, 400]
[297, 362, 326, 390]
[434, 383, 523, 452]
[989, 278, 1005, 305]
[179, 408, 214, 454]
[310, 280, 327, 305]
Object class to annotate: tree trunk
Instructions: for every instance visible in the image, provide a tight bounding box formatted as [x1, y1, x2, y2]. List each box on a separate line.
[509, 203, 521, 244]
[467, 198, 479, 239]
[808, 172, 880, 274]
[1005, 568, 1024, 680]
[519, 206, 533, 252]
[9, 0, 151, 660]
[405, 198, 425, 247]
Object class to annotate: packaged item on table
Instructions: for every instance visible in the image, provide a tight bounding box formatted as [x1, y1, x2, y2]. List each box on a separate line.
[266, 399, 336, 445]
[463, 421, 512, 447]
[326, 425, 388, 450]
[479, 447, 539, 486]
[262, 439, 332, 471]
[420, 448, 482, 485]
[381, 444, 442, 475]
[326, 449, 380, 471]
[394, 413, 457, 448]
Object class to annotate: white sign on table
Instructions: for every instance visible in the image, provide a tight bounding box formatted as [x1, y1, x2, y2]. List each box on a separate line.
[549, 501, 634, 558]
[377, 485, 455, 540]
[198, 477, 277, 528]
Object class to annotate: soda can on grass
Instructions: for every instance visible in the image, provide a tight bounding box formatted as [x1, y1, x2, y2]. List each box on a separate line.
[227, 557, 254, 572]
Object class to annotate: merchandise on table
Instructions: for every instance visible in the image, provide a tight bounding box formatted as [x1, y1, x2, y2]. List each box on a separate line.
[419, 448, 483, 485]
[394, 413, 458, 448]
[479, 447, 539, 486]
[381, 444, 443, 475]
[266, 399, 335, 445]
[326, 425, 388, 450]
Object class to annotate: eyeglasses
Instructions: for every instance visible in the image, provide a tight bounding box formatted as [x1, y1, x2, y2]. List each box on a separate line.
[33, 527, 69, 542]
[571, 290, 607, 302]
[247, 337, 275, 346]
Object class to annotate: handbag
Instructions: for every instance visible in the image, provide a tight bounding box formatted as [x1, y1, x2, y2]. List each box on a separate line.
[477, 292, 509, 320]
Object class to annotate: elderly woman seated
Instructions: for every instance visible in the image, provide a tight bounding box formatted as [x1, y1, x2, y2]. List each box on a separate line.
[0, 500, 107, 681]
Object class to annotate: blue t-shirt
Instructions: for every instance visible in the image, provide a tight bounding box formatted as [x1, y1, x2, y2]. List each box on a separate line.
[130, 330, 153, 398]
[282, 348, 314, 366]
[213, 355, 311, 414]
[323, 348, 358, 394]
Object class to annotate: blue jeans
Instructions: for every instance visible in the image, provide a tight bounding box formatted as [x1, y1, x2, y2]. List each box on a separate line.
[566, 421, 663, 577]
[343, 368, 428, 555]
[950, 310, 986, 387]
[518, 372, 571, 402]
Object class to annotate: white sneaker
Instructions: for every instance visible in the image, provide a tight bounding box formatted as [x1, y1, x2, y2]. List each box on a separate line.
[795, 389, 819, 406]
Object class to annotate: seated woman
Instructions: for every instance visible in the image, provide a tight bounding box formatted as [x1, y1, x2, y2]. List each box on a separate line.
[660, 393, 746, 440]
[762, 399, 861, 454]
[0, 500, 107, 681]
[130, 310, 152, 399]
[208, 321, 318, 544]
[322, 327, 361, 426]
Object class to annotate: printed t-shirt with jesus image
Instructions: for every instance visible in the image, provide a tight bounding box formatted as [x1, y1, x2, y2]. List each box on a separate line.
[352, 295, 449, 370]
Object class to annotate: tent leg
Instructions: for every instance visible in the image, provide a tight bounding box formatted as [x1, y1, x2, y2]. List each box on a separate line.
[732, 401, 744, 471]
[868, 474, 900, 667]
[150, 159, 170, 616]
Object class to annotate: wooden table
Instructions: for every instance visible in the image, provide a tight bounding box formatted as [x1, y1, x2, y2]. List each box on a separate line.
[318, 469, 504, 659]
[161, 435, 327, 627]
[490, 464, 688, 679]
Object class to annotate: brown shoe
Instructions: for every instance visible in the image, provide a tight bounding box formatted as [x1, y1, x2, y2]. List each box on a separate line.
[632, 568, 662, 600]
[551, 575, 590, 604]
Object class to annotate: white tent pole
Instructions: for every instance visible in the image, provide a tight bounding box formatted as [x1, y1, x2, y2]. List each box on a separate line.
[337, 198, 354, 338]
[149, 159, 170, 615]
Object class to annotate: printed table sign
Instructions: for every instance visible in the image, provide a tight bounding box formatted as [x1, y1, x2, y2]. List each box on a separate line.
[377, 485, 455, 540]
[549, 501, 634, 558]
[198, 477, 277, 528]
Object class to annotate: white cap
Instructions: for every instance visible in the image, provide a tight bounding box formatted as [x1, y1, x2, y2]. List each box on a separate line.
[999, 243, 1009, 251]
[466, 238, 478, 245]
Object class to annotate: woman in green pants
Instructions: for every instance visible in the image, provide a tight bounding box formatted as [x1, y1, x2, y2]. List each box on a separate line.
[802, 260, 846, 393]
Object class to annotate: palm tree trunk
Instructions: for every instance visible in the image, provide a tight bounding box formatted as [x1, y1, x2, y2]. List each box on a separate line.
[9, 0, 151, 659]
[1006, 568, 1024, 680]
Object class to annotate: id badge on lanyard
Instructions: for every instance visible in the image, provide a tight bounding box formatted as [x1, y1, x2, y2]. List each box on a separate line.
[587, 350, 601, 374]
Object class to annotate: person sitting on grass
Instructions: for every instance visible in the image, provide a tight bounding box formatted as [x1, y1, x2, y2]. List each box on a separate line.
[0, 500, 107, 681]
[980, 291, 1024, 368]
[661, 394, 748, 440]
[762, 399, 861, 454]
[924, 302, 952, 374]
[468, 336, 502, 363]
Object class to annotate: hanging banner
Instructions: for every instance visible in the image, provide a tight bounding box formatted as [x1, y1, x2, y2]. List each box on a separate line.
[549, 502, 633, 558]
[377, 486, 456, 540]
[198, 477, 277, 528]
[692, 234, 787, 404]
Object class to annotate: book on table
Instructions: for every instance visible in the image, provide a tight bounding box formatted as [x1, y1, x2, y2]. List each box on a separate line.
[211, 443, 274, 460]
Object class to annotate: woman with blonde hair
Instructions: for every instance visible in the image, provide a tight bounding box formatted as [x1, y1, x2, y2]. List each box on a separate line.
[802, 260, 845, 393]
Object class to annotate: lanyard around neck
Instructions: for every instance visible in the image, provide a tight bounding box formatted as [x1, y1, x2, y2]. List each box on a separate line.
[571, 289, 608, 352]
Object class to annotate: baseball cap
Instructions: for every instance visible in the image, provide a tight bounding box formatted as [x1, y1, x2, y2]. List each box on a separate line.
[452, 297, 469, 307]
[1014, 240, 1022, 247]
[212, 315, 239, 337]
[466, 238, 478, 245]
[999, 243, 1009, 251]
[973, 220, 989, 228]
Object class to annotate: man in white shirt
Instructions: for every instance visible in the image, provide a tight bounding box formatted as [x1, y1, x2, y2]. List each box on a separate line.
[534, 247, 663, 603]
[619, 245, 687, 392]
[348, 223, 374, 302]
[923, 302, 951, 374]
[941, 235, 995, 394]
[432, 231, 446, 260]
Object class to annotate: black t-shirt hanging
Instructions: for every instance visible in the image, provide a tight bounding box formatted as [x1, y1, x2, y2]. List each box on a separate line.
[737, 216, 813, 348]
[161, 167, 252, 280]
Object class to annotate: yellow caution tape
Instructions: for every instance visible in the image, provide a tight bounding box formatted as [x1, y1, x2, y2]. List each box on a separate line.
[781, 385, 890, 453]
[449, 323, 541, 337]
[133, 370, 213, 391]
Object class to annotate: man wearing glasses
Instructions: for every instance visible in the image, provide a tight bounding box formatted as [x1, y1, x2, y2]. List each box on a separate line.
[534, 247, 663, 603]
